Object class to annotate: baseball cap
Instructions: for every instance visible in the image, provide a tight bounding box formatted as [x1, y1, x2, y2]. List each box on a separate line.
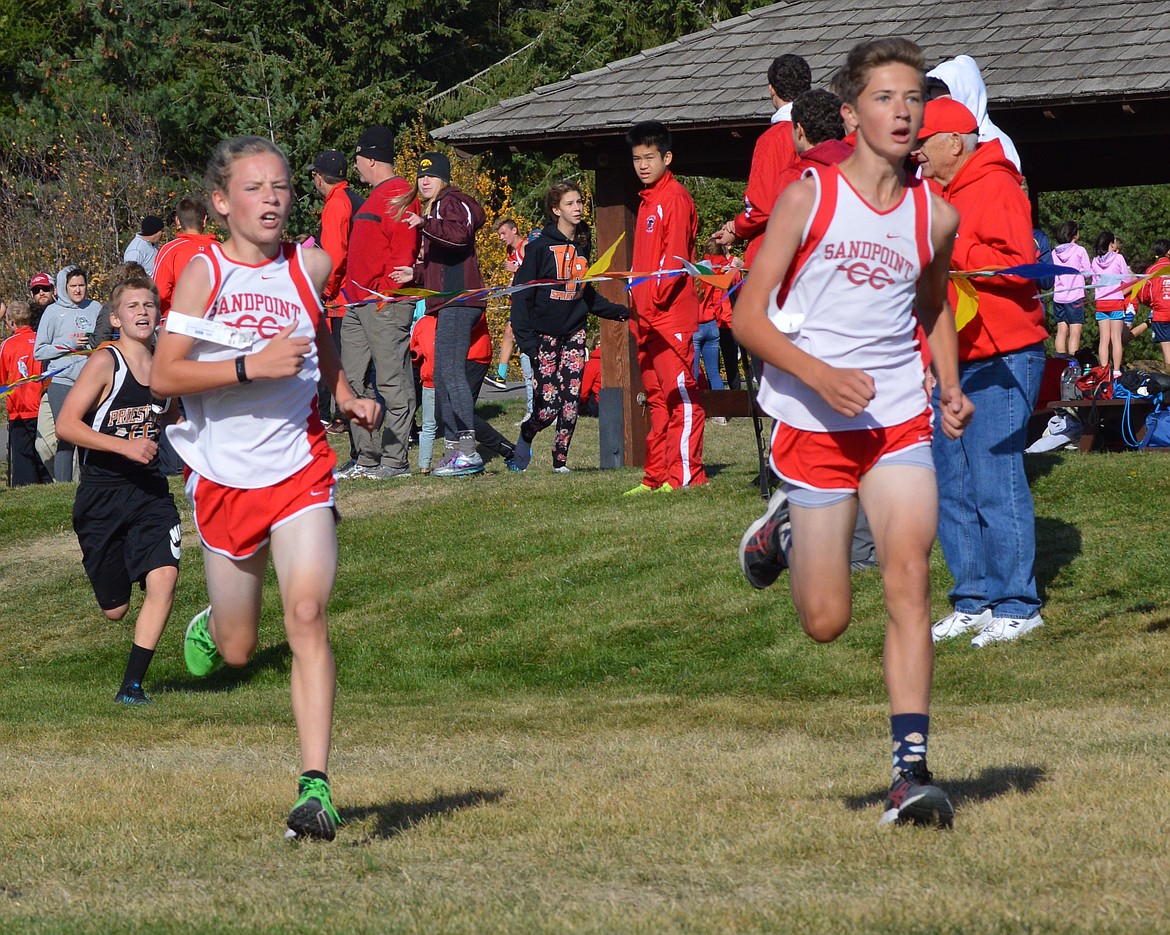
[354, 126, 395, 163]
[918, 99, 978, 140]
[417, 151, 451, 183]
[29, 272, 53, 291]
[308, 150, 346, 178]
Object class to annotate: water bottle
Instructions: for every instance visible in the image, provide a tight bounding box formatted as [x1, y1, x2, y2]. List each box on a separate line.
[1060, 359, 1080, 400]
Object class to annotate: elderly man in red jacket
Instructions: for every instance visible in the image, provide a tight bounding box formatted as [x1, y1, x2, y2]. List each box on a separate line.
[916, 98, 1048, 648]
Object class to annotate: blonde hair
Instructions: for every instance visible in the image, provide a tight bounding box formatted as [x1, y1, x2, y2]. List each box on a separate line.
[204, 136, 290, 223]
[6, 300, 31, 327]
[109, 277, 160, 319]
[391, 178, 448, 221]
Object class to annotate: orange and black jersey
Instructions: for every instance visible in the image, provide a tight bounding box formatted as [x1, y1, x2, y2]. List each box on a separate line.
[509, 223, 627, 359]
[80, 345, 167, 488]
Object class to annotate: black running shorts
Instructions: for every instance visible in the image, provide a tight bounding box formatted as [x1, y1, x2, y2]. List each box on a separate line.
[72, 480, 181, 610]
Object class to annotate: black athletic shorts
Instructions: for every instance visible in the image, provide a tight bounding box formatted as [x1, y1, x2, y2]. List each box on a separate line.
[72, 479, 181, 610]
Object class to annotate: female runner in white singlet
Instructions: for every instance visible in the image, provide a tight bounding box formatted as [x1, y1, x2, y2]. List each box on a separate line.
[152, 136, 381, 842]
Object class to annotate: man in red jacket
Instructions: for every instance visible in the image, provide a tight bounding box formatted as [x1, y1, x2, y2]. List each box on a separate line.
[713, 54, 812, 267]
[625, 120, 706, 494]
[339, 125, 420, 480]
[309, 149, 361, 432]
[916, 98, 1049, 648]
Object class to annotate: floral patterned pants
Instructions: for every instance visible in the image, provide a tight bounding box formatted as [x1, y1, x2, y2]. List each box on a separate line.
[519, 327, 587, 469]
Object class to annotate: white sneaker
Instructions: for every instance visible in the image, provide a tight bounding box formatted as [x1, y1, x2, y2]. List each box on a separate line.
[971, 613, 1043, 647]
[931, 608, 992, 642]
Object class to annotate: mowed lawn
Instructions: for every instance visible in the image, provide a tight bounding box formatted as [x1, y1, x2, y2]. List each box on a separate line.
[2, 397, 1170, 935]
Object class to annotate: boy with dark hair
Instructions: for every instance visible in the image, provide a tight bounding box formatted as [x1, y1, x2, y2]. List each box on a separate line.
[792, 89, 846, 147]
[733, 37, 972, 828]
[625, 120, 706, 494]
[55, 277, 181, 704]
[2, 300, 53, 486]
[715, 53, 812, 264]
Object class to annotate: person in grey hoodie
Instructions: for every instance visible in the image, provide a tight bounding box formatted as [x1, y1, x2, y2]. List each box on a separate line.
[34, 265, 101, 480]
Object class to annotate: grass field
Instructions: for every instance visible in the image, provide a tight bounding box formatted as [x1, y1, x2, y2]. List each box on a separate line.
[2, 396, 1170, 934]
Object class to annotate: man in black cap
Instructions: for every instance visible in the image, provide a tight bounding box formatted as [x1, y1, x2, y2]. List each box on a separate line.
[337, 126, 421, 479]
[123, 215, 165, 276]
[308, 149, 362, 433]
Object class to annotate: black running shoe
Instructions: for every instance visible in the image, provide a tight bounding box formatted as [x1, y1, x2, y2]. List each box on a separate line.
[114, 683, 152, 705]
[879, 763, 954, 829]
[738, 487, 792, 589]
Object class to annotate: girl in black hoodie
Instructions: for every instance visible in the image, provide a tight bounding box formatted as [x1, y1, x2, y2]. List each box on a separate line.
[507, 181, 628, 472]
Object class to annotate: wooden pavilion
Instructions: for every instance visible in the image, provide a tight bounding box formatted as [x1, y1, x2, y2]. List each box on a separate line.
[433, 0, 1170, 468]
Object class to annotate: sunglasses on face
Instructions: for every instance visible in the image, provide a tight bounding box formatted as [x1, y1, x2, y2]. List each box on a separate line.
[32, 287, 52, 294]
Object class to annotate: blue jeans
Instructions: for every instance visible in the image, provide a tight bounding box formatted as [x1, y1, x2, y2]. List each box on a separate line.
[932, 344, 1045, 619]
[693, 319, 724, 390]
[520, 352, 534, 417]
[417, 386, 436, 471]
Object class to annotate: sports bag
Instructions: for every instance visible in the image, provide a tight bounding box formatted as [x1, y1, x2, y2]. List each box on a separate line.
[1075, 365, 1114, 400]
[1142, 410, 1170, 448]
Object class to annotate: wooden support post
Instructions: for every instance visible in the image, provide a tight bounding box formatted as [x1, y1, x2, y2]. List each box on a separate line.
[594, 159, 647, 469]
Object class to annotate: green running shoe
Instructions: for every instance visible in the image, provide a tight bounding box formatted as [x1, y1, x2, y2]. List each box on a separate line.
[285, 775, 341, 841]
[184, 606, 221, 677]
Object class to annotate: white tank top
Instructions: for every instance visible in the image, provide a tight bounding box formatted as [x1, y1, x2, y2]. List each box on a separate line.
[166, 242, 330, 488]
[756, 166, 934, 432]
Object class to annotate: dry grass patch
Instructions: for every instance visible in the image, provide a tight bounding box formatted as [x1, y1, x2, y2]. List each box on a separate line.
[4, 696, 1170, 934]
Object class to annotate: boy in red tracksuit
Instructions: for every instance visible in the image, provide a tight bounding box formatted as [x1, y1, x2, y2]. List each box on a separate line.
[2, 300, 53, 486]
[625, 120, 706, 494]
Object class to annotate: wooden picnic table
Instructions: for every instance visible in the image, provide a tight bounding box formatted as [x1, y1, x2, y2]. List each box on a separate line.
[1046, 398, 1159, 452]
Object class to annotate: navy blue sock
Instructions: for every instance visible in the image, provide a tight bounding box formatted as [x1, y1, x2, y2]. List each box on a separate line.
[120, 644, 154, 692]
[301, 770, 328, 784]
[890, 712, 930, 779]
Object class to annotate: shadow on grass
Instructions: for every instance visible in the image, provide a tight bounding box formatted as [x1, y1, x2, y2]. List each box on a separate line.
[475, 401, 506, 420]
[1147, 617, 1170, 633]
[154, 642, 291, 693]
[343, 788, 506, 843]
[843, 764, 1046, 811]
[703, 460, 733, 481]
[1024, 451, 1063, 482]
[1034, 516, 1081, 602]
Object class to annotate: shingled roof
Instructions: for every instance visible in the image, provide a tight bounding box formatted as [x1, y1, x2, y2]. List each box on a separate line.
[434, 0, 1170, 150]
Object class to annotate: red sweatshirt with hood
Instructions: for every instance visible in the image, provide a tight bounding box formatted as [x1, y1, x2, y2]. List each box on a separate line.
[942, 139, 1046, 362]
[1138, 256, 1170, 323]
[776, 138, 853, 194]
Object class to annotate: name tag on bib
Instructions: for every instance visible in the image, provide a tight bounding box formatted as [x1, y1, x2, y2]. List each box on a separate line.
[166, 311, 254, 349]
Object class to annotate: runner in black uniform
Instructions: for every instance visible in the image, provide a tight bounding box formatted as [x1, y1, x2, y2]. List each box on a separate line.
[56, 277, 181, 705]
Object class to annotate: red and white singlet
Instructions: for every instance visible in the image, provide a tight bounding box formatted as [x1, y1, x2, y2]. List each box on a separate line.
[756, 165, 934, 433]
[165, 242, 332, 489]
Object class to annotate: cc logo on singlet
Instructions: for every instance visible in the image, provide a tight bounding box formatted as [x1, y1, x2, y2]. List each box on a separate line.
[837, 262, 895, 290]
[227, 314, 286, 339]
